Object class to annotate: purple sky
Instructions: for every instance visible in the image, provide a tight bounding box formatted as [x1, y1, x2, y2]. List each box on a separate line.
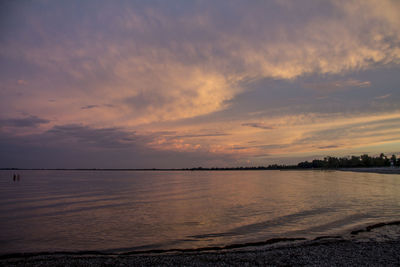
[1, 0, 400, 168]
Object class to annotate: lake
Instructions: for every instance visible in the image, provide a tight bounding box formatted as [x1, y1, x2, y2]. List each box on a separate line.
[0, 170, 399, 254]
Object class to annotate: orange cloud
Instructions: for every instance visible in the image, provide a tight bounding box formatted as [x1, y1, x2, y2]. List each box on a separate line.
[2, 1, 400, 167]
[3, 0, 399, 130]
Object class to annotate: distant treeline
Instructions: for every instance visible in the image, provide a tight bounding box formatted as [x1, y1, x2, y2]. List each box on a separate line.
[186, 153, 399, 171]
[1, 153, 399, 171]
[296, 153, 399, 169]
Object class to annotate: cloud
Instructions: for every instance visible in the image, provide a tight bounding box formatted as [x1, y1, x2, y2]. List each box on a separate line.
[0, 123, 237, 168]
[1, 1, 400, 167]
[0, 116, 50, 128]
[45, 124, 148, 149]
[293, 114, 400, 151]
[17, 79, 27, 85]
[256, 144, 291, 150]
[232, 146, 249, 150]
[175, 133, 230, 138]
[81, 105, 99, 110]
[375, 94, 391, 99]
[318, 145, 339, 149]
[304, 79, 371, 92]
[1, 0, 399, 127]
[242, 123, 274, 130]
[81, 104, 115, 110]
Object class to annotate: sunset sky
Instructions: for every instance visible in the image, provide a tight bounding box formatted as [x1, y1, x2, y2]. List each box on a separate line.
[1, 0, 400, 168]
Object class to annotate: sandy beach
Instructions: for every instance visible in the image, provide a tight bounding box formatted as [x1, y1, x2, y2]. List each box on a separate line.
[2, 221, 400, 266]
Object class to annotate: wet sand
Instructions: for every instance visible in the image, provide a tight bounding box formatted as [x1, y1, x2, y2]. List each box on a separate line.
[2, 221, 400, 266]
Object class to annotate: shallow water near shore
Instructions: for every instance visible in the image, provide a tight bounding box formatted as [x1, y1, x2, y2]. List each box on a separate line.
[0, 170, 399, 254]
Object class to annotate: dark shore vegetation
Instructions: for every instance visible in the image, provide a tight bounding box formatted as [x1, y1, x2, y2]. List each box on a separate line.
[296, 153, 399, 169]
[188, 153, 399, 170]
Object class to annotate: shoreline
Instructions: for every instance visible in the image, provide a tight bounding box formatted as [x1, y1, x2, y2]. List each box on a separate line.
[2, 221, 400, 266]
[339, 167, 400, 175]
[3, 241, 400, 266]
[2, 167, 400, 173]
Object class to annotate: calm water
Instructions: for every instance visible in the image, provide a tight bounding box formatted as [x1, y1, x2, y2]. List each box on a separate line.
[0, 170, 399, 254]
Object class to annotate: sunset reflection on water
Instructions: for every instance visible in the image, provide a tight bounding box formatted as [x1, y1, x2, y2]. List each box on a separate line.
[0, 170, 399, 254]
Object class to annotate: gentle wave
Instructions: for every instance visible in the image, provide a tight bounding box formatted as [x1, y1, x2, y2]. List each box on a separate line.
[1, 170, 399, 254]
